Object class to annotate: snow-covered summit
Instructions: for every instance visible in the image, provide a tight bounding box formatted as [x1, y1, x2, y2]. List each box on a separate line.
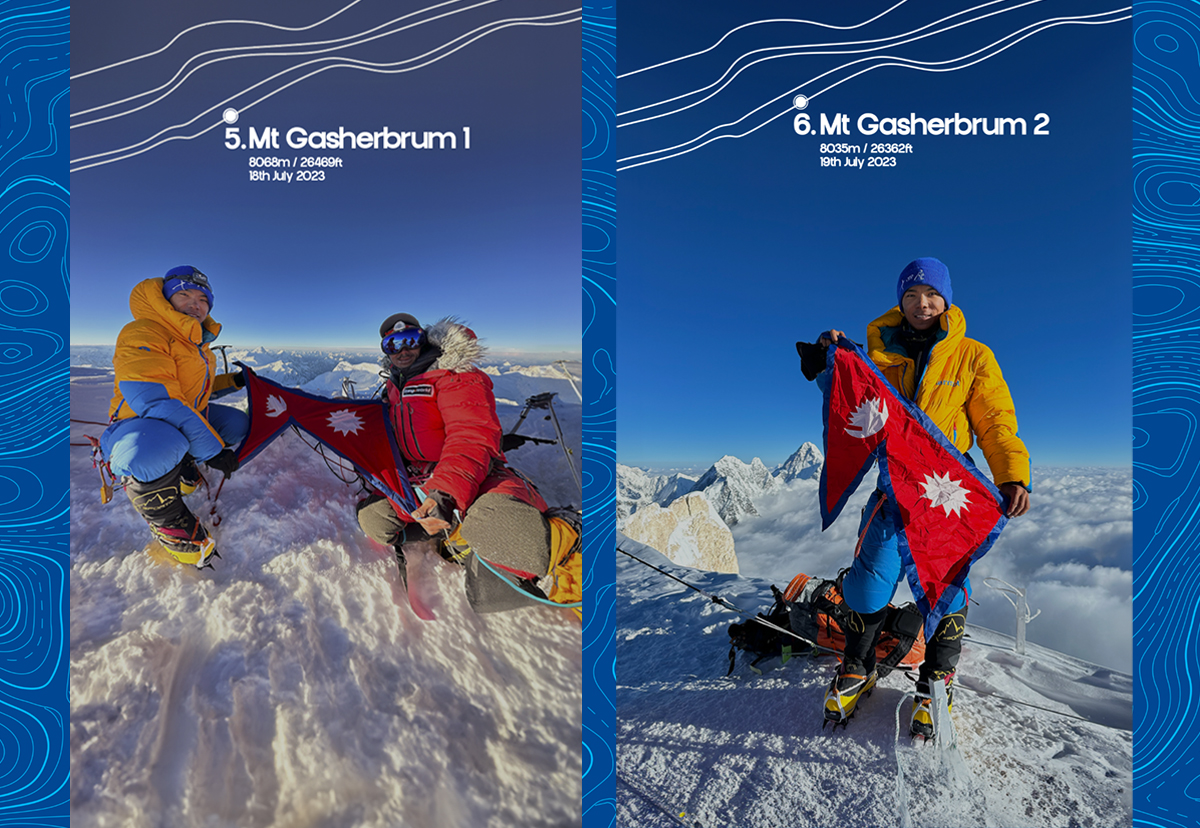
[615, 537, 1131, 828]
[68, 351, 582, 827]
[688, 455, 781, 526]
[616, 464, 698, 525]
[776, 441, 824, 481]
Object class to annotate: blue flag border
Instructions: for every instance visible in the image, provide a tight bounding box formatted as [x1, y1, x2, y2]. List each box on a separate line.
[234, 362, 420, 513]
[819, 338, 1009, 639]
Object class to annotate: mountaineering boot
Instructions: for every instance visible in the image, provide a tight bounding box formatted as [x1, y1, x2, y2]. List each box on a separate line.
[842, 604, 889, 671]
[910, 606, 967, 738]
[824, 604, 887, 725]
[824, 661, 878, 724]
[179, 454, 201, 495]
[125, 461, 217, 567]
[910, 672, 955, 739]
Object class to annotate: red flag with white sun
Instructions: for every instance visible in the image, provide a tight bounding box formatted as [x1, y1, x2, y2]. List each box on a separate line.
[232, 363, 419, 517]
[819, 339, 1008, 639]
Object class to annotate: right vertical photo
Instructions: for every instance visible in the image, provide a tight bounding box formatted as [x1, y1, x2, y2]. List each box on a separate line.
[613, 2, 1133, 826]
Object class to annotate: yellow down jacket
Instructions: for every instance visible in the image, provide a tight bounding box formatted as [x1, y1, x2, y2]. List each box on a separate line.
[866, 305, 1030, 488]
[107, 278, 240, 460]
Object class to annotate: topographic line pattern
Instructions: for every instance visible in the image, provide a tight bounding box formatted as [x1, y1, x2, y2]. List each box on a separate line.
[69, 0, 581, 172]
[616, 0, 1129, 171]
[1133, 3, 1200, 825]
[0, 0, 69, 823]
[582, 0, 616, 826]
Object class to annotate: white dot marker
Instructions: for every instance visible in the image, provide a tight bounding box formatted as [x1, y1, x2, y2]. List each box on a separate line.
[223, 108, 239, 124]
[793, 95, 808, 111]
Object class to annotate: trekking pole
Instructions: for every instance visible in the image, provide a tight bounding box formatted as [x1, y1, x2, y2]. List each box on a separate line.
[507, 398, 537, 437]
[209, 475, 227, 526]
[522, 392, 581, 494]
[617, 545, 834, 654]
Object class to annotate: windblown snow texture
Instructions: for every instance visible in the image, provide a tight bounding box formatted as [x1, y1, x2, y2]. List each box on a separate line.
[70, 353, 582, 827]
[616, 538, 1132, 828]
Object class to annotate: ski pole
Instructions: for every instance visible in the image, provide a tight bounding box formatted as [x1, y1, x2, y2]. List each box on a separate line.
[617, 545, 835, 654]
[543, 396, 581, 494]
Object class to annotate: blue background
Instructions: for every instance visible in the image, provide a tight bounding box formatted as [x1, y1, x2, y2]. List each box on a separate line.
[2, 0, 1197, 824]
[616, 0, 1132, 472]
[0, 0, 69, 823]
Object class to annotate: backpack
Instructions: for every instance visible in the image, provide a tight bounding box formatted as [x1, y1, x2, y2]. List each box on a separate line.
[726, 584, 815, 675]
[726, 570, 925, 677]
[445, 506, 583, 618]
[543, 507, 583, 620]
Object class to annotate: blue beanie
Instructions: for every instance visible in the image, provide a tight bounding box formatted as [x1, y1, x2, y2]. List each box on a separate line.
[162, 265, 214, 310]
[896, 257, 951, 309]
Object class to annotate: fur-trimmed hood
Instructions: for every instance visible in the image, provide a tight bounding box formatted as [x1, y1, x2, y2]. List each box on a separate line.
[378, 316, 486, 376]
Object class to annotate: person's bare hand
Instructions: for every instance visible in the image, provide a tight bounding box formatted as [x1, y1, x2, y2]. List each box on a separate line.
[412, 497, 451, 532]
[818, 329, 845, 347]
[998, 483, 1030, 518]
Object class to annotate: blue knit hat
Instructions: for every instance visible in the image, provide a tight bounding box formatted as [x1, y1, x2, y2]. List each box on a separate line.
[896, 257, 951, 309]
[162, 265, 214, 310]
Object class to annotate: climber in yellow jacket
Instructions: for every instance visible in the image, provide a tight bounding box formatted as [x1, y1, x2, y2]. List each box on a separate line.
[100, 266, 247, 566]
[811, 257, 1031, 738]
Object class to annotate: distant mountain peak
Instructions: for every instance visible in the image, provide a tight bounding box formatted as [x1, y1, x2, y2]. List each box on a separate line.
[690, 454, 781, 526]
[777, 442, 825, 482]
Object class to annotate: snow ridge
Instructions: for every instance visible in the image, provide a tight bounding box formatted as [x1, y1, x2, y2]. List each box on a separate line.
[688, 455, 781, 526]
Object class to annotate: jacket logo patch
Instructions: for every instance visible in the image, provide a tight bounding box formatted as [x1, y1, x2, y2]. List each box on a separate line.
[935, 380, 960, 387]
[402, 384, 434, 397]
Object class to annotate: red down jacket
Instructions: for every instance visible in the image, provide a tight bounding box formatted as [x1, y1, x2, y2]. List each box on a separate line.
[383, 318, 547, 519]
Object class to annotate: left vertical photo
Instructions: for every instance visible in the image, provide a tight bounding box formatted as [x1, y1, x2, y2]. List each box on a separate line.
[69, 3, 583, 825]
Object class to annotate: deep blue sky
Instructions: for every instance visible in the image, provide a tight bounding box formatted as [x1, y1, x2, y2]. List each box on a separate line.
[70, 1, 580, 354]
[617, 0, 1131, 470]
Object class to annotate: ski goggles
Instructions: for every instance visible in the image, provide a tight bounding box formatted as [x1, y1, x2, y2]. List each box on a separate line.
[381, 327, 425, 354]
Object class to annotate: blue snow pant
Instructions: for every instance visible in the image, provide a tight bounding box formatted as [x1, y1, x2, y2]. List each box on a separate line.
[841, 489, 970, 615]
[101, 403, 249, 482]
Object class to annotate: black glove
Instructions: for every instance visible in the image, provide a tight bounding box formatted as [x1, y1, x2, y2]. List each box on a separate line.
[232, 370, 246, 389]
[795, 341, 829, 382]
[205, 448, 240, 479]
[502, 432, 531, 452]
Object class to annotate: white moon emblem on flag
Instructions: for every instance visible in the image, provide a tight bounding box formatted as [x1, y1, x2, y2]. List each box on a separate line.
[920, 472, 972, 517]
[265, 395, 287, 418]
[845, 396, 888, 438]
[328, 409, 364, 436]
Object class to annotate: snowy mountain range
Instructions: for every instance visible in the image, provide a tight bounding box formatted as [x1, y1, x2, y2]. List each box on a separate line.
[619, 445, 1132, 676]
[69, 348, 582, 827]
[617, 442, 825, 528]
[615, 538, 1132, 828]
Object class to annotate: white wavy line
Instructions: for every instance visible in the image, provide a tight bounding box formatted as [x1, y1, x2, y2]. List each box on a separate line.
[620, 10, 1128, 167]
[70, 15, 581, 173]
[71, 0, 504, 119]
[618, 10, 1127, 162]
[71, 8, 578, 140]
[618, 0, 1050, 121]
[621, 3, 1131, 128]
[618, 0, 914, 78]
[70, 0, 370, 79]
[617, 14, 1129, 171]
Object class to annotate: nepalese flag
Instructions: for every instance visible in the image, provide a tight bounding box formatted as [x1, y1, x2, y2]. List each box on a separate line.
[819, 339, 1008, 640]
[233, 363, 419, 517]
